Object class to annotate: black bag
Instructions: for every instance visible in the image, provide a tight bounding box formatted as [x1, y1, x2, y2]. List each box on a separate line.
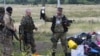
[40, 9, 45, 20]
[67, 37, 83, 45]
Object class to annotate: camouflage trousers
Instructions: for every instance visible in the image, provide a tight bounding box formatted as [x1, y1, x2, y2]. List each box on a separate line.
[23, 32, 36, 54]
[51, 33, 67, 53]
[2, 35, 13, 56]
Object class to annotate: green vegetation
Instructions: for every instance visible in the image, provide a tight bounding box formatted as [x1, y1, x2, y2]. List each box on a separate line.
[0, 0, 100, 4]
[0, 4, 100, 56]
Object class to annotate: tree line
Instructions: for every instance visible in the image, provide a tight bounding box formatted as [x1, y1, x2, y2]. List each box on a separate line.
[0, 0, 100, 4]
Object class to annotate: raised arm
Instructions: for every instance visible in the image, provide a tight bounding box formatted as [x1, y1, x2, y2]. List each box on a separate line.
[40, 9, 53, 22]
[31, 18, 37, 30]
[44, 16, 53, 22]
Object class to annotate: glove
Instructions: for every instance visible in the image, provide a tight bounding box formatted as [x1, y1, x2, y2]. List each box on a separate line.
[40, 9, 46, 20]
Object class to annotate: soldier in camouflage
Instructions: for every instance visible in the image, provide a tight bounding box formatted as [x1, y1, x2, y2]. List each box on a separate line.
[41, 7, 71, 56]
[0, 7, 5, 55]
[19, 9, 37, 55]
[2, 7, 16, 56]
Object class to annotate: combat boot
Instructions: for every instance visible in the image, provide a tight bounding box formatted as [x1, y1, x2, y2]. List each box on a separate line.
[52, 52, 55, 56]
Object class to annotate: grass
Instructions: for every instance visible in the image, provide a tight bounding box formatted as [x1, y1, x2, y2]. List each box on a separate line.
[0, 4, 100, 56]
[12, 22, 100, 56]
[3, 4, 99, 22]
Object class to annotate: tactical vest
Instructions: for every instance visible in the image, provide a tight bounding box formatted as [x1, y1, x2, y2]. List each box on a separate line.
[22, 16, 35, 32]
[51, 15, 68, 33]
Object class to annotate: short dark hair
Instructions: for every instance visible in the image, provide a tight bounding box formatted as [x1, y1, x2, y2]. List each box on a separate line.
[6, 6, 13, 13]
[0, 7, 5, 14]
[57, 7, 63, 11]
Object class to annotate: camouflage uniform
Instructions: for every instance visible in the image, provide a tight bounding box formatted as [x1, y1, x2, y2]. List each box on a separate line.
[45, 15, 68, 54]
[20, 15, 36, 54]
[2, 12, 14, 56]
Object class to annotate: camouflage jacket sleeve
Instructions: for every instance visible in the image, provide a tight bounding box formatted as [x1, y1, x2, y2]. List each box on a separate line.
[19, 17, 25, 34]
[32, 20, 36, 29]
[44, 16, 53, 22]
[19, 25, 24, 35]
[30, 16, 36, 29]
[3, 13, 14, 30]
[20, 16, 26, 26]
